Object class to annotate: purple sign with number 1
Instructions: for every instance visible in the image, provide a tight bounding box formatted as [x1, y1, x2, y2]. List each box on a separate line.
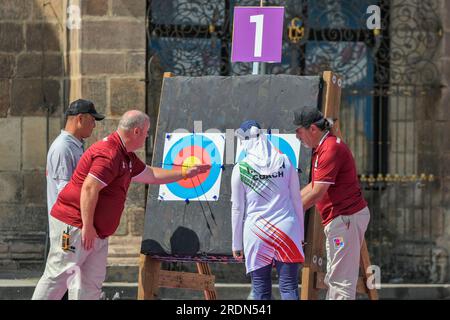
[231, 7, 285, 63]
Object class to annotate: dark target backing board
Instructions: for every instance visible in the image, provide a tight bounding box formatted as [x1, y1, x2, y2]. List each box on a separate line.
[141, 75, 322, 260]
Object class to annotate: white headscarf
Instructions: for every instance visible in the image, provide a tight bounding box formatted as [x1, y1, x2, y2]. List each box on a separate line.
[236, 126, 285, 175]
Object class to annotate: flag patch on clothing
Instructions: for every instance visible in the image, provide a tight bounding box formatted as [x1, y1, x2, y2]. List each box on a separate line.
[333, 237, 345, 249]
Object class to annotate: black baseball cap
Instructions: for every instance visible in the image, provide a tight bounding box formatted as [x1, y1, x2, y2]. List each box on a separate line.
[293, 106, 323, 128]
[65, 99, 105, 121]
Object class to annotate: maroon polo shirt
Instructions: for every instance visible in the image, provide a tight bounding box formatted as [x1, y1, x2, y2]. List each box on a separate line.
[51, 131, 147, 238]
[312, 132, 367, 226]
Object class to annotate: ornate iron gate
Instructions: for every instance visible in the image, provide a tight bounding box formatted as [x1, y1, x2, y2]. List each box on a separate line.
[146, 0, 445, 283]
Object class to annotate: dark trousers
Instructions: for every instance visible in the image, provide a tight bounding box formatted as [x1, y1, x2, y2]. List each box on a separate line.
[250, 261, 300, 300]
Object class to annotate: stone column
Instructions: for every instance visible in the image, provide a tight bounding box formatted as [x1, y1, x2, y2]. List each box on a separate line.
[75, 0, 147, 274]
[0, 0, 65, 272]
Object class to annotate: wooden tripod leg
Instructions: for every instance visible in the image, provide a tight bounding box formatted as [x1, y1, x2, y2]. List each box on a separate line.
[300, 266, 319, 300]
[301, 70, 342, 300]
[301, 209, 325, 300]
[138, 254, 161, 300]
[360, 240, 379, 300]
[196, 262, 217, 300]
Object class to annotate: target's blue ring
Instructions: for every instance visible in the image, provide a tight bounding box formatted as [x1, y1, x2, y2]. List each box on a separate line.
[237, 135, 298, 168]
[163, 135, 221, 199]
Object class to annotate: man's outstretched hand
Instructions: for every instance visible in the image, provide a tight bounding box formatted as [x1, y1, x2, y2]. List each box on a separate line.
[184, 164, 211, 179]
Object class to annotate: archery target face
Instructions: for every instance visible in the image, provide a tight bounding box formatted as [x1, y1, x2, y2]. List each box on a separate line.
[235, 134, 301, 169]
[158, 133, 225, 201]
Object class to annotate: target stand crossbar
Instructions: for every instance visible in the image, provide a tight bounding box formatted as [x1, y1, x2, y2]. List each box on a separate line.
[138, 72, 217, 300]
[137, 255, 217, 300]
[300, 71, 379, 300]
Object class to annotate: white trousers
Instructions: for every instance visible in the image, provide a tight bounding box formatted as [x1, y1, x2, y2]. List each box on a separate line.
[32, 216, 108, 300]
[324, 207, 370, 300]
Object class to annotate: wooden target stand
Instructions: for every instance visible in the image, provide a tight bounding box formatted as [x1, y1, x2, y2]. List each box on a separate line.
[300, 71, 379, 300]
[137, 71, 378, 300]
[137, 255, 217, 300]
[138, 72, 218, 300]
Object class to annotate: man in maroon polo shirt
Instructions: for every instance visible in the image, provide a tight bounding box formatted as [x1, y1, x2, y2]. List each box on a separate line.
[32, 110, 210, 300]
[293, 106, 370, 300]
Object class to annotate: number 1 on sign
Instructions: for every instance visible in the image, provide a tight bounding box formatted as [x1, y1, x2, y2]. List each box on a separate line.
[250, 14, 264, 57]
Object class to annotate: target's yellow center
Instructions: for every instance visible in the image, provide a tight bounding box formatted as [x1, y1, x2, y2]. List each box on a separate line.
[182, 156, 201, 176]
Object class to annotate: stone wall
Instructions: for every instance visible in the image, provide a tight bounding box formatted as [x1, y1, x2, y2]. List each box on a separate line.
[430, 0, 450, 283]
[0, 0, 148, 274]
[393, 0, 450, 283]
[365, 0, 450, 283]
[76, 0, 147, 268]
[0, 0, 65, 272]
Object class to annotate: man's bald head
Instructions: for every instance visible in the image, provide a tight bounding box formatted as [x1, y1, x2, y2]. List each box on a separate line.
[117, 110, 150, 152]
[118, 110, 150, 131]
